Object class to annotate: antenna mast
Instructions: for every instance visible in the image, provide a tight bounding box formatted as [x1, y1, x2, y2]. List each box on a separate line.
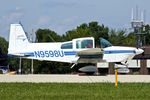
[131, 7, 146, 47]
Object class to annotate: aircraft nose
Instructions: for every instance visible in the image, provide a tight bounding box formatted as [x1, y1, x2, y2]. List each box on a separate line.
[135, 48, 144, 55]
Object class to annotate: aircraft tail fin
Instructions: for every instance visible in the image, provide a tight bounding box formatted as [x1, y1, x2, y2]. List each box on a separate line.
[8, 24, 29, 55]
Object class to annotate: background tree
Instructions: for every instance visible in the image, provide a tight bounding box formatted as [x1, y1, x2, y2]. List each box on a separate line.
[36, 29, 62, 42]
[0, 37, 8, 55]
[123, 33, 136, 46]
[108, 29, 136, 46]
[143, 24, 150, 45]
[63, 21, 109, 46]
[0, 36, 19, 71]
[0, 37, 8, 66]
[108, 29, 126, 45]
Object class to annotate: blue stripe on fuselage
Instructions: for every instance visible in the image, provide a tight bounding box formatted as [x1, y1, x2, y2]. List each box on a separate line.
[25, 52, 34, 57]
[104, 50, 135, 54]
[64, 51, 76, 56]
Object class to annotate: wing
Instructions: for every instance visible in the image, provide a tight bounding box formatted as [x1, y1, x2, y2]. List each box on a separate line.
[76, 48, 106, 63]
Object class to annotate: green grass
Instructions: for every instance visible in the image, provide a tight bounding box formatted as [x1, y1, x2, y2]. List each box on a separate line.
[0, 83, 150, 100]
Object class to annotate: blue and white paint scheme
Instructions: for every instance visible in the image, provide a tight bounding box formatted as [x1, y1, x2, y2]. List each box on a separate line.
[8, 24, 143, 64]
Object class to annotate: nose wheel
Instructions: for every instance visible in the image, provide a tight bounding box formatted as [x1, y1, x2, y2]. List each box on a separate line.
[124, 62, 129, 68]
[115, 61, 129, 68]
[115, 61, 130, 74]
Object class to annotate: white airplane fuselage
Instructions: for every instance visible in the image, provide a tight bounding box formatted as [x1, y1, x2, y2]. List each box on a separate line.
[9, 43, 143, 63]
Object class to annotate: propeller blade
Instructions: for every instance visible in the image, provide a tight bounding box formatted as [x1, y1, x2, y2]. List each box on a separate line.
[136, 60, 138, 66]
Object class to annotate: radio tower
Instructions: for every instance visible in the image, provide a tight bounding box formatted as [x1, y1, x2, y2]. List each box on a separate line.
[131, 6, 146, 47]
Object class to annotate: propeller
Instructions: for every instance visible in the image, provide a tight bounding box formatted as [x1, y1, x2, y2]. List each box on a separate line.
[136, 47, 145, 66]
[141, 47, 145, 56]
[136, 60, 138, 67]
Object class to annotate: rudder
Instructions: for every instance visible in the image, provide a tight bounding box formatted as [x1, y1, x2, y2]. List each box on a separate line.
[8, 24, 29, 54]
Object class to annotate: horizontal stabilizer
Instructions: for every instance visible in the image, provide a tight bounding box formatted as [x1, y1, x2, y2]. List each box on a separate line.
[8, 52, 34, 57]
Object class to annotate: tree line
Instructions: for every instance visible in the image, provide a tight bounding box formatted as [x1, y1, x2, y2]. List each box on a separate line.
[0, 21, 150, 74]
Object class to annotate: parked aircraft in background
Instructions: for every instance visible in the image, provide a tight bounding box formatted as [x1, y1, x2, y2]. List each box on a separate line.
[8, 24, 144, 73]
[0, 66, 16, 74]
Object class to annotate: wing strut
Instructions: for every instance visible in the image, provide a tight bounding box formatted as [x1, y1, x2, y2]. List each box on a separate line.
[71, 63, 77, 69]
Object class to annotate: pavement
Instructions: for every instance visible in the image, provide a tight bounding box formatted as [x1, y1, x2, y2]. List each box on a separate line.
[0, 74, 150, 83]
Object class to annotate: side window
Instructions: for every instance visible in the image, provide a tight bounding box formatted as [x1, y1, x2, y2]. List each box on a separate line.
[61, 42, 73, 49]
[76, 39, 93, 49]
[81, 40, 93, 48]
[76, 40, 81, 49]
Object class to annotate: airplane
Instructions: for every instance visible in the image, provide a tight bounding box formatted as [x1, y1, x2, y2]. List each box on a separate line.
[8, 24, 144, 70]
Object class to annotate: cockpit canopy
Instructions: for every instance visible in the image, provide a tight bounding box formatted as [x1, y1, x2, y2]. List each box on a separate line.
[61, 37, 94, 49]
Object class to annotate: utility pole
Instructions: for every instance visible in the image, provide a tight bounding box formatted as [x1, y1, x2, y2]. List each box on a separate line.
[19, 58, 22, 74]
[31, 29, 34, 74]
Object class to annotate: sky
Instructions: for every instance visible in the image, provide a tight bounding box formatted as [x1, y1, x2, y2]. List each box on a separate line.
[0, 0, 150, 40]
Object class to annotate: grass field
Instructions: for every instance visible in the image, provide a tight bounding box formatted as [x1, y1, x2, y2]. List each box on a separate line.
[0, 83, 150, 100]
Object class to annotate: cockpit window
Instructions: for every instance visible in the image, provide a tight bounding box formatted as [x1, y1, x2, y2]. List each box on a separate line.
[61, 42, 73, 49]
[76, 39, 93, 49]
